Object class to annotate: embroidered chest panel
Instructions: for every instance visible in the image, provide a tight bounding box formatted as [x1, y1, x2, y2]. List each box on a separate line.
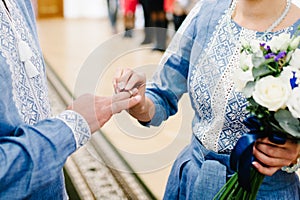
[189, 13, 254, 153]
[0, 1, 50, 125]
[189, 9, 295, 152]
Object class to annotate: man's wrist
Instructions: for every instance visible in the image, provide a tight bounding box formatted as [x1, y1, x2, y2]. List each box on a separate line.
[56, 110, 91, 149]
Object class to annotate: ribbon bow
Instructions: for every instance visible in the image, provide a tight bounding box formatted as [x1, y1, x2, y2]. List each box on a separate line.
[229, 116, 287, 191]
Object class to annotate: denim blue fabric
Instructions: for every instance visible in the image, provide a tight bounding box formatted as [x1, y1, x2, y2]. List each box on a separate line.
[163, 136, 230, 199]
[163, 136, 300, 200]
[0, 1, 90, 199]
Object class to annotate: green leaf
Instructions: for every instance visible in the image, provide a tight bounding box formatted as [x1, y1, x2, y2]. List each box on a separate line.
[252, 55, 265, 68]
[252, 64, 273, 80]
[242, 81, 255, 98]
[274, 110, 300, 138]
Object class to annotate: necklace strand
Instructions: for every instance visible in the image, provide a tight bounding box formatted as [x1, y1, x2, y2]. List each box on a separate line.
[228, 0, 292, 42]
[1, 0, 9, 13]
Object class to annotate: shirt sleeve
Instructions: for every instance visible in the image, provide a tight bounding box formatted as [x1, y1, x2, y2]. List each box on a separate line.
[0, 1, 91, 197]
[144, 1, 202, 126]
[0, 110, 91, 197]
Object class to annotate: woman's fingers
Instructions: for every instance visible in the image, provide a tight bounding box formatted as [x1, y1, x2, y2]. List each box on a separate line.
[124, 73, 143, 90]
[253, 144, 288, 167]
[113, 68, 124, 92]
[252, 161, 279, 176]
[252, 144, 284, 176]
[252, 137, 300, 176]
[112, 88, 139, 102]
[116, 69, 133, 90]
[113, 68, 131, 92]
[113, 68, 146, 93]
[255, 137, 298, 160]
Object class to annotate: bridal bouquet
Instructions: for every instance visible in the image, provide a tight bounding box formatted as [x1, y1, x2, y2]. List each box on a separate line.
[214, 27, 300, 200]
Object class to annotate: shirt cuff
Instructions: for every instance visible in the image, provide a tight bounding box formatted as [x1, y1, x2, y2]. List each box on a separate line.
[56, 110, 91, 149]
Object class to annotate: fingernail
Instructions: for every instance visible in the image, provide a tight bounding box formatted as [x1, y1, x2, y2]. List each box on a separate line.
[134, 95, 141, 101]
[252, 161, 258, 168]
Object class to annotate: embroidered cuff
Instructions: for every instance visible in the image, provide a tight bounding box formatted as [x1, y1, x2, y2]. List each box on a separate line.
[281, 158, 300, 173]
[56, 110, 91, 149]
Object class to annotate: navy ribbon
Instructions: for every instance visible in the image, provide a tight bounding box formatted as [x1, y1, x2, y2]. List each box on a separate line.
[230, 116, 287, 191]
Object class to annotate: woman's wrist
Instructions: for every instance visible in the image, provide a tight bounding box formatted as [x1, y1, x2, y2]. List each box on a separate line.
[281, 158, 300, 173]
[129, 97, 155, 122]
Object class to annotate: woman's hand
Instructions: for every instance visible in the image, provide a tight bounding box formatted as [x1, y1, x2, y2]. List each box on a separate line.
[113, 68, 146, 94]
[252, 137, 300, 176]
[113, 68, 155, 122]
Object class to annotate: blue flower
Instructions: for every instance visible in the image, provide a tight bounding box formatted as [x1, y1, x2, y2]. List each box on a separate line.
[290, 71, 299, 89]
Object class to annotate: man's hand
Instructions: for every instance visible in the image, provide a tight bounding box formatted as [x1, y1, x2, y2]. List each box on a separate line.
[67, 92, 141, 133]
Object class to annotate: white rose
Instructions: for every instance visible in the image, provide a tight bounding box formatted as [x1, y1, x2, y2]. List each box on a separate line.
[232, 68, 254, 92]
[268, 33, 291, 52]
[253, 76, 291, 111]
[287, 87, 300, 118]
[289, 48, 300, 70]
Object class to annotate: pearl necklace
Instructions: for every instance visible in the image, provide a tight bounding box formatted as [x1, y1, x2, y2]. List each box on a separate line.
[228, 0, 292, 41]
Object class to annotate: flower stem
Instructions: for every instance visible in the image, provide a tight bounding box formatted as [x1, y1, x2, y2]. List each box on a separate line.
[213, 173, 238, 200]
[213, 169, 265, 200]
[249, 170, 265, 200]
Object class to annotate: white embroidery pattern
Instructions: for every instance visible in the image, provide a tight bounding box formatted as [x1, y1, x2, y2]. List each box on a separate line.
[190, 10, 243, 152]
[189, 10, 293, 153]
[56, 110, 91, 149]
[0, 1, 50, 124]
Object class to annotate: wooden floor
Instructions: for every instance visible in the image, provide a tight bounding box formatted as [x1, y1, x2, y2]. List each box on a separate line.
[37, 17, 193, 199]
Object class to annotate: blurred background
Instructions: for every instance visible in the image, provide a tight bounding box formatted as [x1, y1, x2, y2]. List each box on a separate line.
[32, 0, 300, 199]
[34, 0, 194, 199]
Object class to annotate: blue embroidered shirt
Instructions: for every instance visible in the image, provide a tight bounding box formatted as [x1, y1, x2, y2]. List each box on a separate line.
[0, 1, 91, 199]
[144, 0, 300, 153]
